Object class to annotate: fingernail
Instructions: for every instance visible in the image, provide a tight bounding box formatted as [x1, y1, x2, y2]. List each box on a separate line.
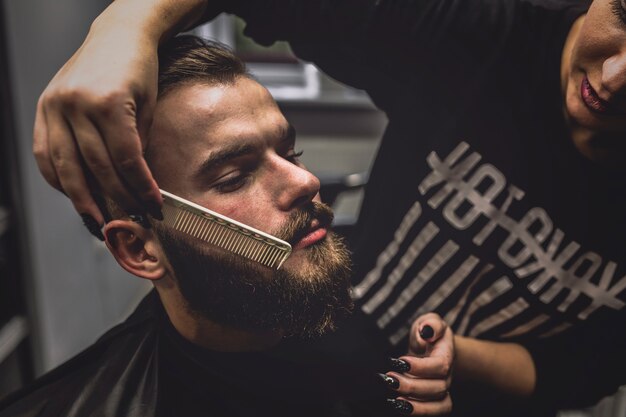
[420, 325, 434, 340]
[129, 214, 151, 229]
[386, 399, 413, 414]
[377, 373, 400, 389]
[80, 214, 105, 241]
[387, 357, 411, 373]
[146, 203, 164, 221]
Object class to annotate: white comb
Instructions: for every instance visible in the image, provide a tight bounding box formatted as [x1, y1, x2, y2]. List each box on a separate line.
[160, 189, 292, 269]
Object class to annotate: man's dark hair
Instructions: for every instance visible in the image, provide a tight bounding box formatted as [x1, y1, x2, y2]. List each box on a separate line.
[99, 35, 248, 223]
[157, 35, 249, 98]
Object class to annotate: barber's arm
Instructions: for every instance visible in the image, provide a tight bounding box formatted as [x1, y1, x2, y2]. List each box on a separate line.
[34, 0, 214, 226]
[454, 336, 535, 397]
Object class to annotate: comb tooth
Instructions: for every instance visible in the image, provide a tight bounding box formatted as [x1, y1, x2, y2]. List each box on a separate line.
[205, 219, 218, 242]
[267, 248, 280, 268]
[275, 252, 286, 269]
[176, 211, 186, 231]
[259, 245, 273, 266]
[219, 227, 230, 249]
[216, 226, 229, 248]
[186, 215, 197, 235]
[232, 233, 245, 254]
[275, 252, 288, 269]
[224, 228, 237, 251]
[251, 240, 264, 262]
[180, 211, 192, 233]
[198, 219, 209, 239]
[247, 236, 260, 257]
[263, 248, 274, 268]
[224, 229, 236, 252]
[197, 219, 210, 241]
[191, 216, 202, 237]
[268, 253, 278, 268]
[184, 214, 195, 234]
[243, 237, 257, 259]
[235, 232, 247, 251]
[275, 247, 287, 265]
[209, 222, 222, 246]
[224, 229, 235, 252]
[261, 246, 274, 267]
[270, 247, 282, 267]
[211, 222, 223, 244]
[172, 210, 183, 229]
[268, 248, 280, 268]
[230, 229, 242, 252]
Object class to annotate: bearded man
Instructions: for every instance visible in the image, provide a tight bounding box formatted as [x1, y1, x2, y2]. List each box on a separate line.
[0, 35, 381, 417]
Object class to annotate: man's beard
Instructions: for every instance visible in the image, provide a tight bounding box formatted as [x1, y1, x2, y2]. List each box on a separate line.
[154, 201, 353, 338]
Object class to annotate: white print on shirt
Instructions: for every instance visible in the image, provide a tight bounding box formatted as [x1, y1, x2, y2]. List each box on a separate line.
[354, 141, 626, 345]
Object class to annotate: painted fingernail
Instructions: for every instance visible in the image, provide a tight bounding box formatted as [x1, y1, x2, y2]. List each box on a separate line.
[80, 214, 105, 241]
[420, 324, 434, 340]
[147, 203, 164, 221]
[129, 214, 151, 229]
[377, 373, 400, 389]
[387, 357, 411, 373]
[386, 399, 413, 414]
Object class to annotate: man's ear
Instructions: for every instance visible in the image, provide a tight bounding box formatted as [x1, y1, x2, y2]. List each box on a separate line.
[104, 220, 167, 280]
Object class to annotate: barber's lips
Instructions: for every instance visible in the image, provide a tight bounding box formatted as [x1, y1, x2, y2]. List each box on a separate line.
[292, 219, 328, 250]
[581, 76, 615, 115]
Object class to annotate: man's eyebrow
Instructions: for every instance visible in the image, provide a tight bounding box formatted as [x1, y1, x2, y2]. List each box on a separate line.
[194, 142, 257, 179]
[281, 124, 296, 144]
[193, 124, 295, 179]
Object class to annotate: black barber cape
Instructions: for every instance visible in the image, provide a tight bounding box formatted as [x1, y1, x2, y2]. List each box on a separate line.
[0, 291, 391, 417]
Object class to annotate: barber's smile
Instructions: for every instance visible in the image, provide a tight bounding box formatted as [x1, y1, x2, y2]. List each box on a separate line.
[580, 75, 623, 116]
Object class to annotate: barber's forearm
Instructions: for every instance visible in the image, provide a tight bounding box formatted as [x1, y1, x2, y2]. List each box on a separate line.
[95, 0, 212, 45]
[454, 335, 536, 397]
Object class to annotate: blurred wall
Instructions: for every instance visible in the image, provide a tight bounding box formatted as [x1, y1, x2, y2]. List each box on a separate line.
[4, 0, 151, 375]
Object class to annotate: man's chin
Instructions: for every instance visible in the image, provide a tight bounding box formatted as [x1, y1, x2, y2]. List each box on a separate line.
[157, 222, 354, 339]
[280, 246, 319, 271]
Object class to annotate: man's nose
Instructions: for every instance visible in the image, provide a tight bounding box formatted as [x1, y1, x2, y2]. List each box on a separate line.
[274, 159, 321, 211]
[601, 50, 626, 97]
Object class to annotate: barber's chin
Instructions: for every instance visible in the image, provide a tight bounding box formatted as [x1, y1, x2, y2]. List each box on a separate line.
[570, 128, 626, 169]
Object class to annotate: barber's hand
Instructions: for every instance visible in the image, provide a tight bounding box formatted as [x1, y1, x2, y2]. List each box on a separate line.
[34, 20, 163, 227]
[382, 313, 454, 415]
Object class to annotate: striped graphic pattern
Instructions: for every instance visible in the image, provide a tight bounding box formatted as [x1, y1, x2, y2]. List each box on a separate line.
[355, 141, 626, 346]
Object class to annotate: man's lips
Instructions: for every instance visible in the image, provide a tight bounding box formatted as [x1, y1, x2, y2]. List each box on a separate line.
[581, 76, 614, 115]
[293, 227, 327, 250]
[291, 218, 328, 250]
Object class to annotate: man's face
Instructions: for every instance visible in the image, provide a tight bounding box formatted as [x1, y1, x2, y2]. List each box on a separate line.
[146, 77, 352, 336]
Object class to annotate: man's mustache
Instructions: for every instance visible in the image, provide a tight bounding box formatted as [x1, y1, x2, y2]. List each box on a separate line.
[274, 202, 334, 246]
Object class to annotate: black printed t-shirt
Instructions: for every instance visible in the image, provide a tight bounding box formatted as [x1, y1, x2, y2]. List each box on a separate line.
[225, 0, 626, 415]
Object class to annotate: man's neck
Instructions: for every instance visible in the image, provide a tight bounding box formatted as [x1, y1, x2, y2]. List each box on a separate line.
[156, 282, 283, 352]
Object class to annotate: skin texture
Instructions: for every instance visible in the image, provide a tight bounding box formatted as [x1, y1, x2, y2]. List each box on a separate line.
[32, 0, 626, 414]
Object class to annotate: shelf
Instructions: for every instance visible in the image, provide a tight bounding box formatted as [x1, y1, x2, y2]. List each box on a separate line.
[0, 206, 8, 238]
[0, 316, 28, 365]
